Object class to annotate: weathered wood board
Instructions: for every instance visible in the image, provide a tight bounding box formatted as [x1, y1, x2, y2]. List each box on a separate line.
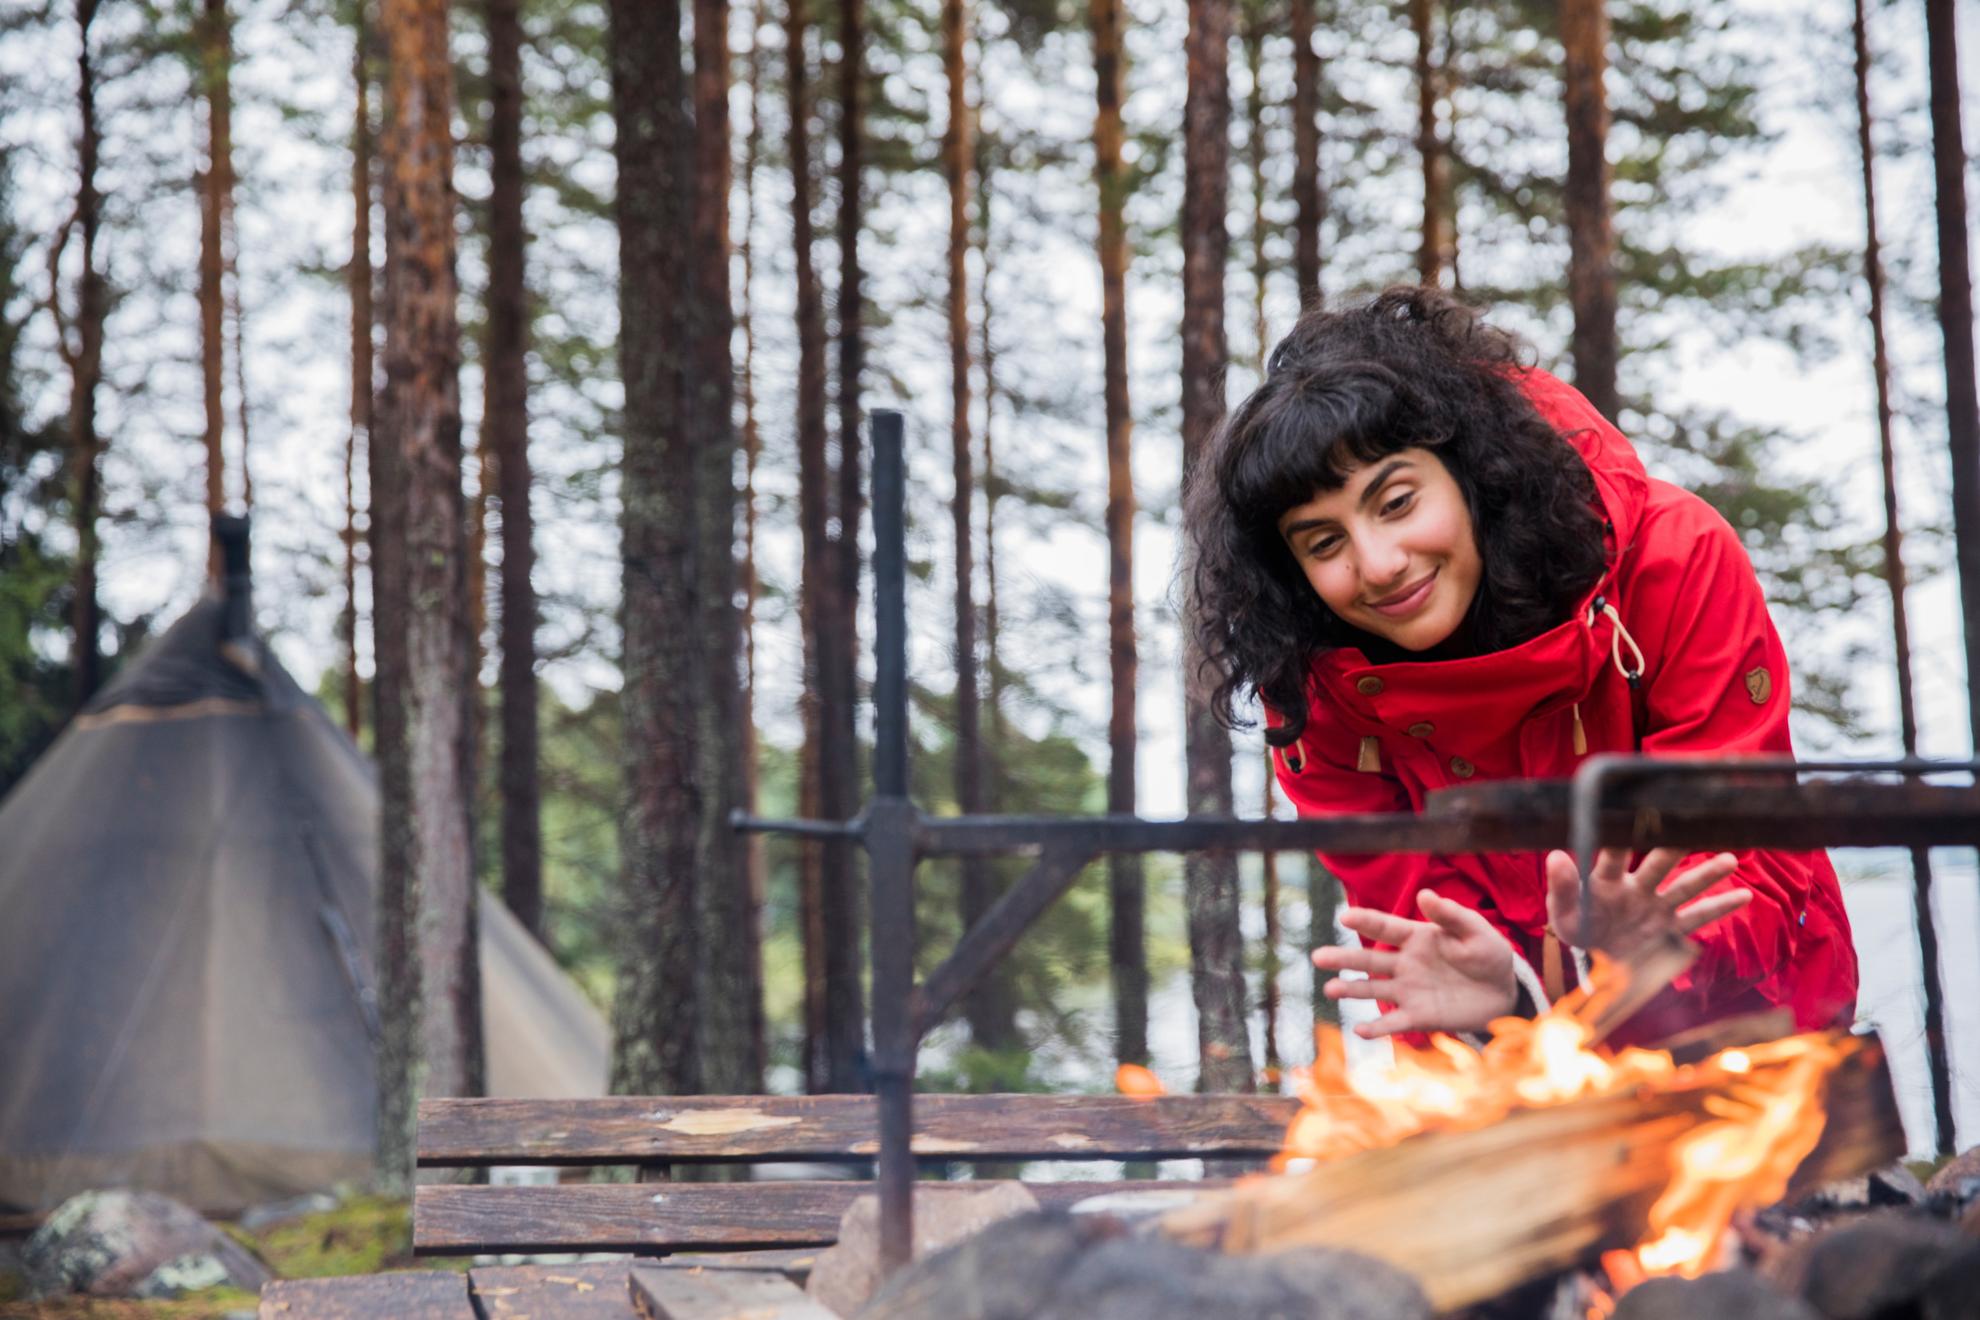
[468, 1262, 634, 1319]
[414, 1178, 1233, 1255]
[629, 1265, 836, 1319]
[258, 1271, 473, 1320]
[418, 1093, 1297, 1167]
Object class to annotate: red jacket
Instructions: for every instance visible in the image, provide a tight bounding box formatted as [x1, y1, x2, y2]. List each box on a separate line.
[1272, 367, 1858, 1042]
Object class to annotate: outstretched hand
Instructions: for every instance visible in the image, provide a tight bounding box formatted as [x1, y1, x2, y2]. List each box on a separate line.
[1311, 890, 1517, 1039]
[1544, 847, 1752, 957]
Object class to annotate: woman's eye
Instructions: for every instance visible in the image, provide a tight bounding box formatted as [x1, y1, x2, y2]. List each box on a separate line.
[1305, 535, 1341, 558]
[1380, 490, 1416, 517]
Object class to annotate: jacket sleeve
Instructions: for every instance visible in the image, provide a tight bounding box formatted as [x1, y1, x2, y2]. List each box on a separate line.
[1273, 719, 1550, 985]
[1625, 495, 1833, 1030]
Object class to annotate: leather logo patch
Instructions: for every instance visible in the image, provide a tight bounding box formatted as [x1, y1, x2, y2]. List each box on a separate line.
[1745, 667, 1772, 704]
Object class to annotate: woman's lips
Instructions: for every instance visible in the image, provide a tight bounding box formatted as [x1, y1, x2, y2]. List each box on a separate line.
[1365, 570, 1437, 617]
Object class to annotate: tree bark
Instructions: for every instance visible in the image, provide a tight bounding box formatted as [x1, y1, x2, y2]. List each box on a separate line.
[787, 0, 862, 1092]
[1093, 0, 1145, 1069]
[979, 130, 1005, 768]
[1925, 0, 1980, 765]
[373, 0, 483, 1191]
[1561, 0, 1619, 422]
[609, 0, 700, 1097]
[688, 0, 760, 1097]
[1411, 0, 1449, 286]
[1182, 0, 1255, 1095]
[58, 0, 106, 709]
[1244, 4, 1268, 368]
[481, 0, 543, 941]
[347, 2, 375, 743]
[738, 0, 771, 1085]
[1289, 0, 1320, 310]
[946, 0, 1013, 1053]
[819, 0, 866, 1094]
[1309, 858, 1340, 1026]
[199, 0, 232, 581]
[1858, 0, 1953, 1155]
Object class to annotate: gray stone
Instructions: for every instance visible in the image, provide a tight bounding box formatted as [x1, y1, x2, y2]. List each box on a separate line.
[856, 1210, 1121, 1320]
[1034, 1236, 1431, 1320]
[1611, 1272, 1820, 1320]
[811, 1182, 1042, 1317]
[1778, 1213, 1980, 1320]
[237, 1191, 339, 1232]
[1927, 1147, 1980, 1204]
[22, 1190, 270, 1299]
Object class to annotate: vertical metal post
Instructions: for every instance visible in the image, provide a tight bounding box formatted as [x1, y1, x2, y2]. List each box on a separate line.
[867, 409, 917, 1274]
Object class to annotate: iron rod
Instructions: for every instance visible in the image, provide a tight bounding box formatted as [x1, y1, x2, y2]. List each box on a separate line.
[872, 409, 908, 799]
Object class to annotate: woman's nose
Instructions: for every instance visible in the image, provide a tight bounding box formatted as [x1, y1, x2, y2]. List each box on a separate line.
[1357, 531, 1410, 586]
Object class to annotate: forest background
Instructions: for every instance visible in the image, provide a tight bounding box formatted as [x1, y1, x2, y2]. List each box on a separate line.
[3, 0, 1979, 1180]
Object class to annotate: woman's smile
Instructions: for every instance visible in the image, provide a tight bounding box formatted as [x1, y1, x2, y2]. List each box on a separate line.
[1365, 568, 1438, 617]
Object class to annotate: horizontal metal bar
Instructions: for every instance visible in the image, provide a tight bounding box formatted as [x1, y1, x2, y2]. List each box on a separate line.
[729, 811, 865, 840]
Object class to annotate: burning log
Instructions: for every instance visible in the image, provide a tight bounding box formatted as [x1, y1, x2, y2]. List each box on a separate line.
[1157, 1031, 1902, 1314]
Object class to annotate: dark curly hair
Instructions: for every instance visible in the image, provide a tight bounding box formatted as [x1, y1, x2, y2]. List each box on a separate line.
[1184, 287, 1608, 747]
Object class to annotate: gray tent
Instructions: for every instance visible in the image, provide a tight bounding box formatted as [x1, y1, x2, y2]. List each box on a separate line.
[0, 576, 608, 1214]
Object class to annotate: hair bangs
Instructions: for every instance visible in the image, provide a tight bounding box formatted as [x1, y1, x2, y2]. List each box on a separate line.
[1220, 362, 1411, 536]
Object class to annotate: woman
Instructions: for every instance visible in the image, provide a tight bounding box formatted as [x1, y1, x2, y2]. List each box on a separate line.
[1185, 287, 1857, 1045]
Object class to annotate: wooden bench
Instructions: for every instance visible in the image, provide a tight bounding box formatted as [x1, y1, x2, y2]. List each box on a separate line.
[412, 1091, 1302, 1257]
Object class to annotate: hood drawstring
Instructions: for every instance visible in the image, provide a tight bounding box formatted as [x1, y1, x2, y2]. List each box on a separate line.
[1571, 597, 1647, 757]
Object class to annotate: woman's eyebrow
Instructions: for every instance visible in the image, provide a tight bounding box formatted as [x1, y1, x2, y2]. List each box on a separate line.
[1355, 458, 1414, 509]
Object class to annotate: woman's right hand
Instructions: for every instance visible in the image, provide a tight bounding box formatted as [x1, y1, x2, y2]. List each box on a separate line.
[1312, 890, 1518, 1039]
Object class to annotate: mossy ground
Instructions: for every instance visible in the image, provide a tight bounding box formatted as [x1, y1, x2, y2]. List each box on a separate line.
[0, 1194, 467, 1319]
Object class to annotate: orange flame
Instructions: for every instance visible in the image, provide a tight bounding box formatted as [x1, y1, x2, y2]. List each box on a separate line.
[1274, 982, 1843, 1293]
[1115, 1062, 1167, 1098]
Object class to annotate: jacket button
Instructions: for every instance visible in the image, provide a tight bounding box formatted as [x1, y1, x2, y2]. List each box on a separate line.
[1450, 756, 1475, 779]
[1406, 722, 1434, 738]
[1356, 676, 1384, 696]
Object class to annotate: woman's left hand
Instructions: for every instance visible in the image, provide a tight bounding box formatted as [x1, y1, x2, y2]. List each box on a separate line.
[1544, 847, 1752, 957]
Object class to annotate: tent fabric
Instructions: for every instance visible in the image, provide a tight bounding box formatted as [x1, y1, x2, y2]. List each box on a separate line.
[0, 599, 609, 1214]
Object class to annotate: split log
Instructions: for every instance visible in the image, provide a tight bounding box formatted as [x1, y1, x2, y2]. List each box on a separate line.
[1159, 1032, 1901, 1314]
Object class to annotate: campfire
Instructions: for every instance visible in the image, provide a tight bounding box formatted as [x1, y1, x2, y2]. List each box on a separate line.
[1135, 943, 1906, 1314]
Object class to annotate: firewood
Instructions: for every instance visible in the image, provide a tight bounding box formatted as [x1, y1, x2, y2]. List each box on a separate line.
[1157, 1033, 1901, 1315]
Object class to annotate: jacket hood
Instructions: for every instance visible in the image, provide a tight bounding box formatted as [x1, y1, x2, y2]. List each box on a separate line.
[1302, 368, 1651, 740]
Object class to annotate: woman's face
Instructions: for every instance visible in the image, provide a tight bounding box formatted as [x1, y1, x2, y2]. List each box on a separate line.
[1275, 446, 1483, 652]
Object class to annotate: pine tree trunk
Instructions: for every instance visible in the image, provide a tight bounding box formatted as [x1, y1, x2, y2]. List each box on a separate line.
[738, 0, 771, 1086]
[1093, 0, 1145, 1070]
[199, 0, 231, 580]
[946, 0, 1013, 1054]
[787, 0, 861, 1092]
[688, 0, 759, 1097]
[1181, 0, 1255, 1096]
[820, 0, 867, 1093]
[979, 132, 1004, 769]
[1309, 858, 1340, 1026]
[1925, 0, 1980, 764]
[374, 0, 483, 1191]
[1411, 0, 1448, 286]
[62, 0, 106, 709]
[1244, 5, 1268, 366]
[1858, 0, 1953, 1155]
[1289, 0, 1320, 310]
[1561, 0, 1618, 422]
[347, 4, 375, 742]
[609, 0, 699, 1097]
[482, 0, 543, 941]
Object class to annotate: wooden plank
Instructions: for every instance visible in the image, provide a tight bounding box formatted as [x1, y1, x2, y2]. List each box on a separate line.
[1159, 1032, 1899, 1314]
[413, 1179, 1233, 1256]
[469, 1262, 637, 1319]
[629, 1265, 836, 1319]
[418, 1093, 1298, 1167]
[258, 1272, 474, 1320]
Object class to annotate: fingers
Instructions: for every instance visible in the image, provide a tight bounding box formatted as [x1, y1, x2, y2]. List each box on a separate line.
[1416, 889, 1494, 941]
[1656, 852, 1738, 905]
[1354, 1009, 1421, 1040]
[1323, 977, 1394, 1002]
[1590, 847, 1631, 886]
[1338, 906, 1430, 947]
[1674, 887, 1752, 935]
[1311, 945, 1398, 978]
